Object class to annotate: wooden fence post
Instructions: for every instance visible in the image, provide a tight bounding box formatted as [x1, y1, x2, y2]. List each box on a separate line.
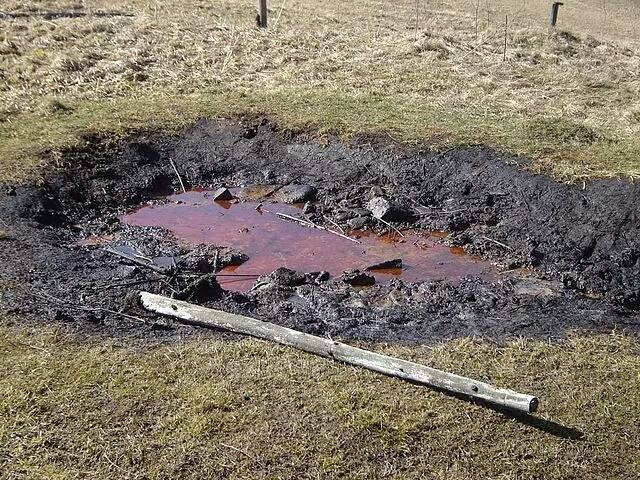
[549, 2, 563, 27]
[257, 0, 268, 28]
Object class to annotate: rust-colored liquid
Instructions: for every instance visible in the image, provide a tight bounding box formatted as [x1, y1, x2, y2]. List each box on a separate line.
[122, 191, 493, 291]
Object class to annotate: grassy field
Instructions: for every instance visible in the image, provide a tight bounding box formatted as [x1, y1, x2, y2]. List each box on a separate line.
[1, 322, 639, 479]
[2, 1, 640, 478]
[1, 0, 640, 181]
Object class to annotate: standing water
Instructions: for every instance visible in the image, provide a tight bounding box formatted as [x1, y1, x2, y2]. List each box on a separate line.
[122, 190, 493, 291]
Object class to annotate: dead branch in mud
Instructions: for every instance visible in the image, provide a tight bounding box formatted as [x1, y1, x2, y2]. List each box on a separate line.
[213, 249, 220, 273]
[261, 174, 302, 199]
[481, 236, 513, 250]
[140, 292, 540, 414]
[374, 216, 405, 238]
[169, 158, 187, 193]
[103, 247, 171, 274]
[28, 290, 151, 325]
[274, 212, 361, 244]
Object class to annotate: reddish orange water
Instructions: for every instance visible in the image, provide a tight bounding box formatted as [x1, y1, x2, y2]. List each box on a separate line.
[122, 191, 493, 291]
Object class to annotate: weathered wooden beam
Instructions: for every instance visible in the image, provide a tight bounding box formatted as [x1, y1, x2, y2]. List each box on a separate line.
[139, 292, 539, 414]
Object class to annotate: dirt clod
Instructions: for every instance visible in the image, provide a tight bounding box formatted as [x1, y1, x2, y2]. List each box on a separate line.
[341, 270, 376, 286]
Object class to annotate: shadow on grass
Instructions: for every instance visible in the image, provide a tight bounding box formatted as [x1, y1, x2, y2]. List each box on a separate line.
[434, 386, 585, 440]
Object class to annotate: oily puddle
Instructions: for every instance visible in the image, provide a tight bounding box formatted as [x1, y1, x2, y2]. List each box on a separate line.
[122, 190, 494, 291]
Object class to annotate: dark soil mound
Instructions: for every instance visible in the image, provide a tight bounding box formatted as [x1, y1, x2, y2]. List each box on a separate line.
[1, 118, 638, 342]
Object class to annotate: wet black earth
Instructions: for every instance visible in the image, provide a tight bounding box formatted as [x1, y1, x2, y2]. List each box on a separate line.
[0, 118, 638, 343]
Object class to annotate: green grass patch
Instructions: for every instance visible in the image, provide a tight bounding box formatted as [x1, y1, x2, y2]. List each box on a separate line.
[1, 322, 639, 478]
[1, 89, 639, 184]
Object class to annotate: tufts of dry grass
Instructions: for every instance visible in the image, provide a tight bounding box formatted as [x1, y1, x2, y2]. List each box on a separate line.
[1, 321, 639, 479]
[1, 0, 639, 181]
[1, 88, 639, 185]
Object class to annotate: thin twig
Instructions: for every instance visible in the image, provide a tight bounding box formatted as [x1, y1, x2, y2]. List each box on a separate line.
[7, 340, 51, 355]
[481, 236, 512, 250]
[475, 0, 479, 40]
[503, 14, 508, 62]
[169, 158, 187, 193]
[155, 275, 180, 295]
[27, 290, 151, 325]
[324, 215, 346, 234]
[220, 443, 262, 465]
[414, 0, 420, 38]
[221, 29, 240, 74]
[90, 278, 164, 290]
[216, 273, 261, 277]
[274, 212, 361, 244]
[375, 216, 405, 238]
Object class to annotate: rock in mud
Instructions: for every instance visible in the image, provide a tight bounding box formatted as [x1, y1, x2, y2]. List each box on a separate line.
[219, 248, 249, 267]
[366, 197, 415, 223]
[365, 258, 402, 270]
[305, 271, 331, 284]
[302, 201, 316, 214]
[177, 274, 223, 303]
[341, 270, 376, 286]
[514, 278, 562, 299]
[347, 216, 369, 229]
[212, 187, 234, 201]
[276, 185, 317, 204]
[260, 267, 308, 288]
[115, 265, 138, 278]
[182, 245, 248, 273]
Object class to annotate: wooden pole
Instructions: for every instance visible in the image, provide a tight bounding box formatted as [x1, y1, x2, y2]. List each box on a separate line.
[503, 14, 508, 62]
[140, 292, 540, 414]
[257, 0, 267, 28]
[549, 2, 563, 27]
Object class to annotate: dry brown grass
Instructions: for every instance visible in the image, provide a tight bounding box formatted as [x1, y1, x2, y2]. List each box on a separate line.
[1, 0, 640, 180]
[1, 321, 639, 479]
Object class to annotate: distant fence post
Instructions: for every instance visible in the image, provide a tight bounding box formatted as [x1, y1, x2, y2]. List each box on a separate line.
[549, 2, 563, 27]
[257, 0, 268, 28]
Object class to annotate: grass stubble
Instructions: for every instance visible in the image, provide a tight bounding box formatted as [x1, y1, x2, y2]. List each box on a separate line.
[1, 322, 639, 479]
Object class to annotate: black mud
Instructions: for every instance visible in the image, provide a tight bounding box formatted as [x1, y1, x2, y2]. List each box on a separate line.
[1, 118, 638, 343]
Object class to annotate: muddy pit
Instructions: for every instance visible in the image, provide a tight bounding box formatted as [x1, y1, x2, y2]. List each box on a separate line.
[1, 118, 639, 342]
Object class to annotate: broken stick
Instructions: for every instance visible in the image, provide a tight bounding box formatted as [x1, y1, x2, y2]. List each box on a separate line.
[274, 212, 361, 244]
[103, 247, 169, 274]
[140, 292, 539, 414]
[169, 158, 187, 193]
